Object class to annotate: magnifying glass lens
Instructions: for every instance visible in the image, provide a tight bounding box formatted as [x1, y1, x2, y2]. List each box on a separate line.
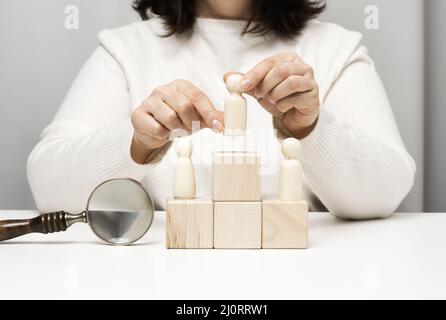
[87, 179, 154, 245]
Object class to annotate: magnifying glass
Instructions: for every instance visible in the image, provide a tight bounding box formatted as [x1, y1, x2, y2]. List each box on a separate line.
[0, 178, 154, 245]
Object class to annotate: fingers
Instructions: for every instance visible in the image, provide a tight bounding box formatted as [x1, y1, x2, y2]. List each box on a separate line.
[255, 62, 309, 99]
[175, 80, 224, 133]
[257, 97, 285, 118]
[239, 59, 274, 92]
[283, 105, 319, 132]
[145, 96, 183, 131]
[266, 75, 316, 105]
[159, 89, 195, 130]
[239, 52, 300, 92]
[224, 71, 257, 98]
[147, 80, 224, 134]
[132, 109, 170, 140]
[276, 90, 319, 114]
[223, 53, 319, 139]
[224, 70, 285, 118]
[132, 79, 225, 156]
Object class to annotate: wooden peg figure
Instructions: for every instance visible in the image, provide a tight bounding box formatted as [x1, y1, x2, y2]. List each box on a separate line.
[174, 137, 196, 199]
[224, 74, 247, 136]
[279, 138, 303, 201]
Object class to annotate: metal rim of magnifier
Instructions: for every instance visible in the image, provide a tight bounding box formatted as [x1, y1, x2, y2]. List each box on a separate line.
[85, 178, 155, 246]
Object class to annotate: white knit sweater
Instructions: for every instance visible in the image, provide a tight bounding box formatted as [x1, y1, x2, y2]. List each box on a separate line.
[27, 18, 416, 219]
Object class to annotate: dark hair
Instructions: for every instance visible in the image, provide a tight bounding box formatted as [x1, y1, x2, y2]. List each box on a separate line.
[132, 0, 326, 38]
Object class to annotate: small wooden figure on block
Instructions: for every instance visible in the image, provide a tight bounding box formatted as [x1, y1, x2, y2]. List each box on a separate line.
[279, 137, 303, 201]
[262, 138, 309, 249]
[174, 137, 196, 200]
[224, 74, 247, 136]
[166, 137, 214, 249]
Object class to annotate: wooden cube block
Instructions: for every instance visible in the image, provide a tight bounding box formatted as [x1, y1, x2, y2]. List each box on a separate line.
[262, 200, 308, 249]
[213, 152, 260, 201]
[214, 202, 261, 249]
[166, 199, 213, 249]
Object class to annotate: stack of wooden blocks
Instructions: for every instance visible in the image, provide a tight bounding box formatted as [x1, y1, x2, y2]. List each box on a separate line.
[166, 150, 308, 249]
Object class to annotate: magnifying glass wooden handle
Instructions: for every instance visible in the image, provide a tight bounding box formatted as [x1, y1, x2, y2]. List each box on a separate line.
[0, 211, 68, 241]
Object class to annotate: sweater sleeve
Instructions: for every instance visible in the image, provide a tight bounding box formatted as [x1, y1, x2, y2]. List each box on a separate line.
[300, 45, 416, 220]
[27, 46, 155, 213]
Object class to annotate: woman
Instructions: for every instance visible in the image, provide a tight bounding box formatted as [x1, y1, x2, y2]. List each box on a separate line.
[27, 0, 415, 219]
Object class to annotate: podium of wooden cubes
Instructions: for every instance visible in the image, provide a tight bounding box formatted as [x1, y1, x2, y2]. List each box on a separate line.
[166, 151, 308, 249]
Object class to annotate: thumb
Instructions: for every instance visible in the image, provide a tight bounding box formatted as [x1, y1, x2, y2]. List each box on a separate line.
[194, 110, 225, 131]
[223, 71, 256, 97]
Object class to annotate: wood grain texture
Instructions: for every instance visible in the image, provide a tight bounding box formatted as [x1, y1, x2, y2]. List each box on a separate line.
[166, 199, 214, 249]
[213, 152, 260, 201]
[262, 200, 308, 249]
[214, 202, 261, 249]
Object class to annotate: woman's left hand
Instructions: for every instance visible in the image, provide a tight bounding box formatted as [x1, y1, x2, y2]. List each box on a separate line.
[224, 52, 320, 139]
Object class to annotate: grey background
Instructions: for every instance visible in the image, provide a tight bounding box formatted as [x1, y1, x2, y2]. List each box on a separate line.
[425, 0, 446, 212]
[0, 0, 443, 212]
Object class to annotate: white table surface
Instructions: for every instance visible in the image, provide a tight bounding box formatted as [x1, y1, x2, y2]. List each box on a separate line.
[0, 210, 445, 300]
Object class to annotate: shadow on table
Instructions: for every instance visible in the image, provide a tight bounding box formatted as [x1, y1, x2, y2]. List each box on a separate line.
[308, 212, 424, 248]
[310, 211, 422, 228]
[0, 240, 160, 246]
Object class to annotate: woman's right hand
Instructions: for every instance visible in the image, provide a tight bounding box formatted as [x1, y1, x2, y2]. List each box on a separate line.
[130, 79, 224, 164]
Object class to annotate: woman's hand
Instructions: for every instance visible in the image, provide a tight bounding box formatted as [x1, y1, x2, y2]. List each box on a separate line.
[131, 79, 224, 164]
[225, 52, 320, 139]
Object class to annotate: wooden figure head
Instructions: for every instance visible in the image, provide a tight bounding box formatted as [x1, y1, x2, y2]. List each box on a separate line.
[175, 137, 193, 158]
[281, 137, 301, 159]
[225, 74, 244, 94]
